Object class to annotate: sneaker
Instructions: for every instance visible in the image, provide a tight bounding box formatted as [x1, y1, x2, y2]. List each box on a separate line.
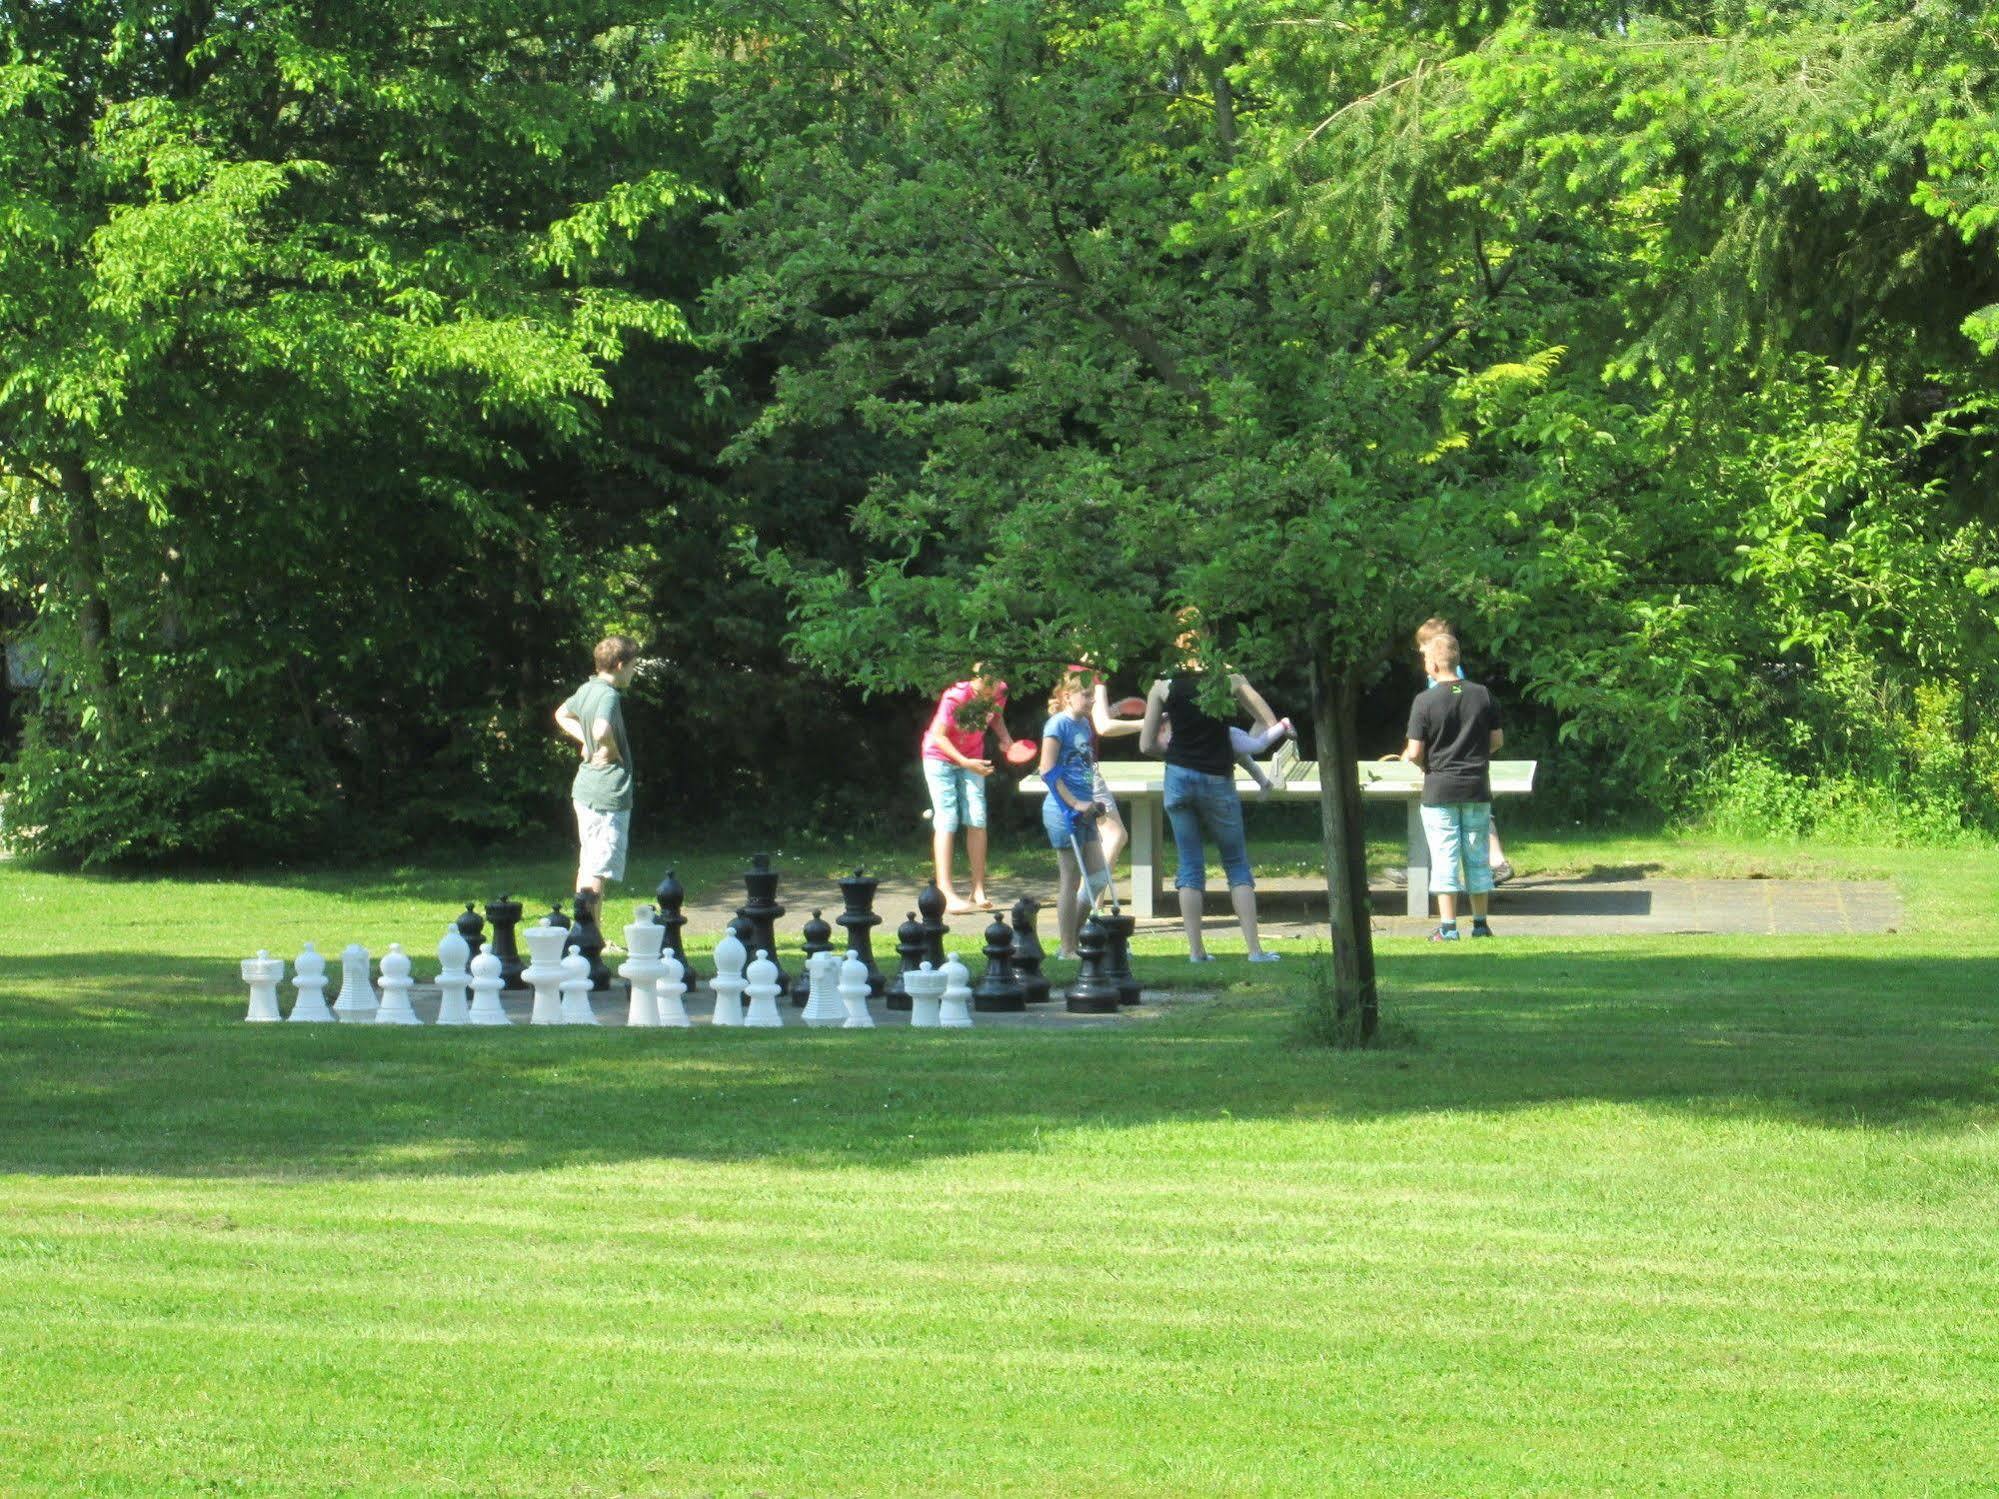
[1492, 861, 1515, 885]
[1247, 950, 1281, 963]
[1470, 923, 1494, 939]
[1189, 952, 1217, 964]
[1428, 927, 1460, 943]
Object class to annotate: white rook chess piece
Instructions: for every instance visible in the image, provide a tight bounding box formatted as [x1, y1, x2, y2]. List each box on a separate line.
[467, 948, 512, 1026]
[332, 943, 376, 1023]
[288, 943, 335, 1023]
[434, 927, 472, 1026]
[622, 910, 664, 1028]
[656, 951, 690, 1028]
[559, 947, 600, 1025]
[907, 960, 942, 1029]
[801, 949, 844, 1027]
[838, 949, 874, 1029]
[939, 952, 973, 1029]
[522, 922, 567, 1026]
[710, 931, 747, 1026]
[241, 949, 284, 1023]
[744, 949, 785, 1028]
[375, 944, 422, 1024]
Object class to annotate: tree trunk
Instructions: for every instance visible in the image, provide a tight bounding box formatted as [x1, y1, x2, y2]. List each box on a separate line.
[55, 453, 120, 742]
[1309, 654, 1379, 1041]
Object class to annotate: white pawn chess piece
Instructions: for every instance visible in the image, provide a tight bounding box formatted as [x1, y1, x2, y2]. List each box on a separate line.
[332, 942, 376, 1022]
[434, 927, 472, 1026]
[907, 960, 942, 1029]
[709, 930, 747, 1026]
[744, 949, 785, 1028]
[622, 911, 664, 1028]
[375, 944, 422, 1024]
[288, 942, 335, 1023]
[241, 949, 284, 1023]
[838, 949, 874, 1029]
[522, 922, 567, 1026]
[801, 948, 844, 1027]
[939, 951, 973, 1029]
[655, 951, 690, 1028]
[558, 947, 600, 1025]
[467, 948, 512, 1026]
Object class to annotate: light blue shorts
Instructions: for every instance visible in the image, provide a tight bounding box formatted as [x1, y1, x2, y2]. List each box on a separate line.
[1419, 802, 1493, 895]
[923, 757, 988, 833]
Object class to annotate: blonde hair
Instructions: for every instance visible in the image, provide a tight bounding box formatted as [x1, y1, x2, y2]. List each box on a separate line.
[1414, 616, 1453, 649]
[1424, 633, 1461, 672]
[1047, 670, 1090, 716]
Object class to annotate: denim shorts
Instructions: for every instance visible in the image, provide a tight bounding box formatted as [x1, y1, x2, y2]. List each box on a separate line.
[1162, 763, 1253, 891]
[1419, 802, 1493, 894]
[923, 757, 988, 833]
[1042, 791, 1101, 851]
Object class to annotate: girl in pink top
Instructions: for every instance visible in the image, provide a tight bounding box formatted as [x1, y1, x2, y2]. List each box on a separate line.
[922, 666, 1019, 913]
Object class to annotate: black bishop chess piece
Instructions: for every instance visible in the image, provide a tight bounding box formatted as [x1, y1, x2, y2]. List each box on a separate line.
[884, 911, 925, 1011]
[569, 890, 615, 993]
[737, 852, 789, 997]
[653, 869, 694, 984]
[1065, 914, 1122, 1014]
[1098, 903, 1141, 1005]
[1010, 896, 1050, 1004]
[792, 909, 833, 1006]
[454, 903, 486, 961]
[972, 911, 1027, 1013]
[836, 868, 885, 994]
[485, 894, 526, 993]
[916, 878, 950, 970]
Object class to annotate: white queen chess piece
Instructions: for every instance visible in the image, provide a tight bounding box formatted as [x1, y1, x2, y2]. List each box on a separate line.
[838, 949, 875, 1029]
[434, 927, 472, 1026]
[375, 944, 422, 1024]
[522, 922, 568, 1026]
[621, 909, 664, 1028]
[656, 950, 690, 1028]
[288, 943, 335, 1023]
[709, 931, 747, 1026]
[467, 948, 512, 1026]
[332, 942, 376, 1023]
[907, 960, 942, 1029]
[939, 952, 973, 1029]
[744, 949, 785, 1028]
[242, 950, 284, 1023]
[801, 948, 844, 1027]
[558, 947, 599, 1025]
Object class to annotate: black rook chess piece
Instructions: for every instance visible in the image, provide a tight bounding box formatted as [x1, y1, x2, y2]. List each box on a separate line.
[972, 912, 1027, 1013]
[570, 890, 615, 993]
[485, 894, 526, 992]
[792, 909, 834, 1005]
[454, 903, 486, 960]
[1010, 896, 1050, 1004]
[737, 852, 789, 997]
[652, 869, 693, 983]
[916, 879, 950, 970]
[884, 911, 926, 1012]
[1099, 903, 1141, 1006]
[836, 868, 885, 994]
[1066, 914, 1121, 1014]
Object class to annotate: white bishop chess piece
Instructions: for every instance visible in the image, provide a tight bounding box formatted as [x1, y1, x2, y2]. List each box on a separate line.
[801, 948, 844, 1027]
[838, 949, 875, 1029]
[241, 950, 284, 1023]
[374, 944, 422, 1024]
[466, 949, 512, 1026]
[744, 949, 785, 1028]
[288, 943, 335, 1023]
[522, 922, 568, 1026]
[332, 942, 376, 1023]
[709, 931, 747, 1026]
[938, 952, 973, 1030]
[621, 909, 664, 1028]
[434, 927, 472, 1026]
[655, 950, 690, 1028]
[907, 960, 942, 1029]
[558, 947, 599, 1025]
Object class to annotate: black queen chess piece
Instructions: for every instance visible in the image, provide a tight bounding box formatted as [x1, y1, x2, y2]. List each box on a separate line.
[884, 911, 926, 1011]
[485, 894, 526, 993]
[737, 852, 789, 997]
[792, 908, 834, 1006]
[1098, 903, 1141, 1006]
[1065, 914, 1121, 1014]
[652, 869, 694, 985]
[971, 912, 1027, 1013]
[454, 902, 486, 961]
[1010, 896, 1050, 1004]
[836, 868, 885, 994]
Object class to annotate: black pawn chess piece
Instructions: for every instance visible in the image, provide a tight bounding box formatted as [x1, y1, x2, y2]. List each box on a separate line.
[836, 868, 885, 995]
[570, 890, 615, 993]
[1010, 896, 1050, 1004]
[792, 909, 834, 1005]
[1066, 914, 1121, 1014]
[884, 911, 926, 1012]
[454, 902, 486, 960]
[485, 894, 526, 992]
[546, 901, 572, 933]
[653, 868, 693, 983]
[737, 852, 789, 997]
[916, 878, 950, 970]
[1099, 903, 1141, 1006]
[972, 912, 1027, 1013]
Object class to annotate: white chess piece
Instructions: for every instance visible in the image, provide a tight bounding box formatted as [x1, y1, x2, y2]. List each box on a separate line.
[710, 931, 747, 1026]
[655, 951, 690, 1027]
[241, 949, 284, 1023]
[467, 948, 512, 1026]
[939, 951, 973, 1029]
[522, 922, 567, 1026]
[434, 927, 472, 1026]
[838, 949, 874, 1029]
[558, 947, 599, 1025]
[801, 949, 844, 1027]
[744, 949, 785, 1028]
[375, 944, 422, 1024]
[288, 943, 335, 1023]
[907, 960, 942, 1029]
[622, 911, 664, 1028]
[332, 942, 376, 1022]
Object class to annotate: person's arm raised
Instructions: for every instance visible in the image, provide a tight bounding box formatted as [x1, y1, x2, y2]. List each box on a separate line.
[1229, 673, 1279, 733]
[1091, 684, 1142, 739]
[1138, 681, 1169, 757]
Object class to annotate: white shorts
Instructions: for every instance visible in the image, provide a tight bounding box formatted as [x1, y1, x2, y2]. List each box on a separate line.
[574, 803, 630, 882]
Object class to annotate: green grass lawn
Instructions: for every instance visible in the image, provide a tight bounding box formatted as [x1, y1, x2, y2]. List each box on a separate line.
[1, 832, 1995, 1494]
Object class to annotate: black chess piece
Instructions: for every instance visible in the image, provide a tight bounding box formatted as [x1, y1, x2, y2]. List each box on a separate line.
[972, 912, 1027, 1012]
[485, 894, 526, 992]
[916, 878, 950, 970]
[737, 852, 789, 997]
[1010, 896, 1050, 1004]
[836, 868, 885, 994]
[570, 890, 615, 993]
[1066, 915, 1121, 1014]
[884, 911, 926, 1011]
[454, 903, 486, 960]
[792, 909, 834, 1005]
[546, 901, 572, 933]
[1099, 903, 1141, 1005]
[653, 868, 693, 983]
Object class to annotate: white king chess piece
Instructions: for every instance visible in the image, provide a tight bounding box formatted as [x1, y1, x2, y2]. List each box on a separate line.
[466, 948, 512, 1026]
[838, 949, 875, 1029]
[332, 942, 376, 1023]
[655, 950, 690, 1028]
[522, 922, 568, 1026]
[558, 947, 599, 1026]
[907, 960, 942, 1029]
[241, 949, 284, 1023]
[434, 927, 472, 1026]
[744, 949, 785, 1028]
[374, 944, 422, 1024]
[288, 943, 335, 1023]
[801, 948, 844, 1027]
[622, 909, 664, 1028]
[709, 930, 747, 1026]
[939, 952, 973, 1030]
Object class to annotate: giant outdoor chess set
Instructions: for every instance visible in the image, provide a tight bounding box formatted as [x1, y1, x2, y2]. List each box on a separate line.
[240, 854, 1143, 1028]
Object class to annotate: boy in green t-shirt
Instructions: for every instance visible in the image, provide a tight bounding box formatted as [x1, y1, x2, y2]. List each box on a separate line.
[554, 635, 640, 894]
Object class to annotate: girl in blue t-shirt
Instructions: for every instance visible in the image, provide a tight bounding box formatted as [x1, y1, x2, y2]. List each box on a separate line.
[1039, 670, 1112, 958]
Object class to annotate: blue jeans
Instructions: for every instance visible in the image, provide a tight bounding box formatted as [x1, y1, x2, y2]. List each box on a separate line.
[1419, 802, 1493, 894]
[1163, 763, 1253, 891]
[923, 758, 988, 833]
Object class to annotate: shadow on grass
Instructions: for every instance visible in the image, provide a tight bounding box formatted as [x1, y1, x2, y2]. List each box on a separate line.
[0, 948, 1995, 1181]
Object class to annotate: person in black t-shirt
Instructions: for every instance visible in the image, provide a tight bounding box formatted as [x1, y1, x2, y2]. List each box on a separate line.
[1399, 632, 1503, 941]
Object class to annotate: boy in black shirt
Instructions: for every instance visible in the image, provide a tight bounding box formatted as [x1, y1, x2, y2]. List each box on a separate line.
[1400, 633, 1503, 941]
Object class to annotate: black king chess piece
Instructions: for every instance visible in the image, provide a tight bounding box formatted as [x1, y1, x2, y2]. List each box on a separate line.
[916, 878, 950, 970]
[485, 894, 526, 992]
[1010, 896, 1050, 1004]
[1066, 914, 1121, 1014]
[972, 911, 1027, 1013]
[570, 890, 616, 993]
[454, 903, 486, 961]
[1098, 902, 1141, 1006]
[653, 869, 694, 984]
[737, 852, 789, 996]
[884, 911, 926, 1011]
[792, 908, 834, 1006]
[836, 868, 885, 994]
